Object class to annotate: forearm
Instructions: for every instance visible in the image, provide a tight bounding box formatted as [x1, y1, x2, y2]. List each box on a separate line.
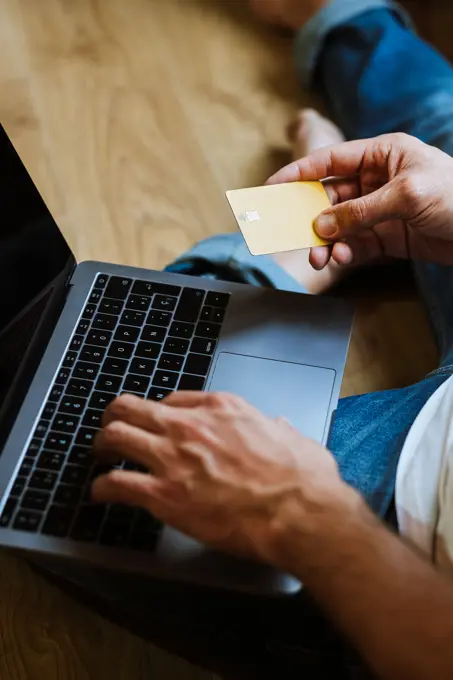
[281, 492, 453, 680]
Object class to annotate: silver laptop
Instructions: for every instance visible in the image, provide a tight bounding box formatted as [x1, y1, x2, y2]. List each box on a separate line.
[0, 124, 353, 596]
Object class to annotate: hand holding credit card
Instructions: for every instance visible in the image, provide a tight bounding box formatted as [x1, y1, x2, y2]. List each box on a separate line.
[226, 181, 332, 256]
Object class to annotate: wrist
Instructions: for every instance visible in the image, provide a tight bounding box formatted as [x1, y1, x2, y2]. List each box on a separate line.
[265, 481, 370, 577]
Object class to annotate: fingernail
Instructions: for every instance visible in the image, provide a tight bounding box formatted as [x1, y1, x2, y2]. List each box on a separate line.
[315, 213, 337, 238]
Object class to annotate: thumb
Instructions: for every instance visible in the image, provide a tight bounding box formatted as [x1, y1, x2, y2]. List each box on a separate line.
[315, 180, 403, 240]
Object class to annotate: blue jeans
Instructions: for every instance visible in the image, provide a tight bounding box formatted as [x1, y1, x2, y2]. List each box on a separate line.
[36, 4, 453, 678]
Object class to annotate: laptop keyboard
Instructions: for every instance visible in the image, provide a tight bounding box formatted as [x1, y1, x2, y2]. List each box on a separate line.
[0, 274, 230, 551]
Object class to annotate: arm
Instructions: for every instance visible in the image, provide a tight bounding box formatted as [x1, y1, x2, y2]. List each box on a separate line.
[91, 391, 453, 680]
[278, 490, 453, 680]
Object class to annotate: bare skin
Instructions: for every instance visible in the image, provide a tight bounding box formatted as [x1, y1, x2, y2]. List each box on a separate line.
[250, 0, 329, 30]
[91, 131, 453, 678]
[273, 108, 347, 293]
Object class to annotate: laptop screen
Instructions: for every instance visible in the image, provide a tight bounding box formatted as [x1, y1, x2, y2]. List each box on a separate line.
[0, 124, 74, 440]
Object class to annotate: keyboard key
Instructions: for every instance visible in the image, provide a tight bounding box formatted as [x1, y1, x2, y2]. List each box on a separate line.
[174, 288, 205, 323]
[108, 341, 134, 359]
[69, 446, 93, 466]
[75, 428, 98, 447]
[135, 341, 160, 360]
[126, 295, 151, 312]
[69, 335, 84, 351]
[152, 370, 178, 389]
[30, 469, 58, 491]
[195, 321, 221, 339]
[22, 489, 50, 512]
[201, 306, 225, 323]
[86, 329, 112, 347]
[115, 325, 140, 343]
[147, 387, 172, 401]
[178, 374, 205, 391]
[66, 378, 92, 398]
[206, 291, 230, 308]
[42, 505, 74, 537]
[120, 310, 147, 327]
[18, 458, 34, 479]
[98, 298, 124, 315]
[73, 361, 100, 380]
[92, 313, 117, 331]
[131, 280, 154, 296]
[141, 325, 166, 343]
[54, 484, 82, 506]
[55, 368, 71, 385]
[76, 319, 90, 335]
[129, 358, 155, 376]
[169, 321, 194, 339]
[95, 374, 122, 393]
[95, 274, 108, 289]
[89, 289, 103, 304]
[146, 310, 172, 327]
[60, 395, 87, 416]
[61, 464, 90, 486]
[44, 433, 72, 452]
[42, 402, 57, 420]
[80, 345, 106, 364]
[52, 413, 80, 434]
[11, 476, 26, 496]
[71, 505, 106, 542]
[37, 451, 65, 471]
[62, 351, 78, 368]
[190, 337, 216, 355]
[158, 354, 183, 372]
[100, 521, 130, 547]
[152, 295, 177, 311]
[26, 438, 41, 457]
[163, 337, 189, 355]
[89, 391, 116, 410]
[13, 509, 42, 532]
[49, 385, 64, 401]
[184, 353, 212, 376]
[82, 304, 97, 320]
[132, 280, 181, 297]
[35, 419, 49, 439]
[19, 460, 33, 476]
[82, 409, 103, 428]
[123, 374, 150, 393]
[104, 276, 132, 300]
[0, 498, 18, 527]
[102, 357, 129, 376]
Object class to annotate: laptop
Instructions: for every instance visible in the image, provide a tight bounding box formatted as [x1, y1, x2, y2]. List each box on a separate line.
[0, 123, 353, 596]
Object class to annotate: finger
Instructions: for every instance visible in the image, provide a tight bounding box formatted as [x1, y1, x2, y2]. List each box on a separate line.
[163, 391, 211, 408]
[323, 177, 362, 206]
[309, 245, 331, 270]
[102, 394, 169, 433]
[91, 469, 163, 510]
[314, 180, 402, 240]
[94, 420, 168, 473]
[329, 242, 355, 266]
[266, 138, 373, 185]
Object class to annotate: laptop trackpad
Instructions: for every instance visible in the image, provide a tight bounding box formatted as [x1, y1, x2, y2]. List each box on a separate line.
[208, 353, 335, 442]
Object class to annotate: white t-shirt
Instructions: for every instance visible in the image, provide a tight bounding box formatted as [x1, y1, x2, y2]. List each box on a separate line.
[396, 375, 453, 574]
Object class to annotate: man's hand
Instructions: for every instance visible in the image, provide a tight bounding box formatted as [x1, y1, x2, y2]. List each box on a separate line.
[267, 132, 453, 269]
[92, 392, 355, 566]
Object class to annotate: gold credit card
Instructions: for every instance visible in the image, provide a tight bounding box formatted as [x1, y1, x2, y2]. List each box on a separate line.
[226, 181, 331, 256]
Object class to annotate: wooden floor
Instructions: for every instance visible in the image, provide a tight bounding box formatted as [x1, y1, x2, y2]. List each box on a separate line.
[0, 0, 449, 678]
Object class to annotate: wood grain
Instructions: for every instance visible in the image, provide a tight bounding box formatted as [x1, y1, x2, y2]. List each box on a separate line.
[0, 0, 447, 678]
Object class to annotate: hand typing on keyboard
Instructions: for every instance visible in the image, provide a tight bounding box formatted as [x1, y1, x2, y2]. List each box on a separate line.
[92, 392, 358, 569]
